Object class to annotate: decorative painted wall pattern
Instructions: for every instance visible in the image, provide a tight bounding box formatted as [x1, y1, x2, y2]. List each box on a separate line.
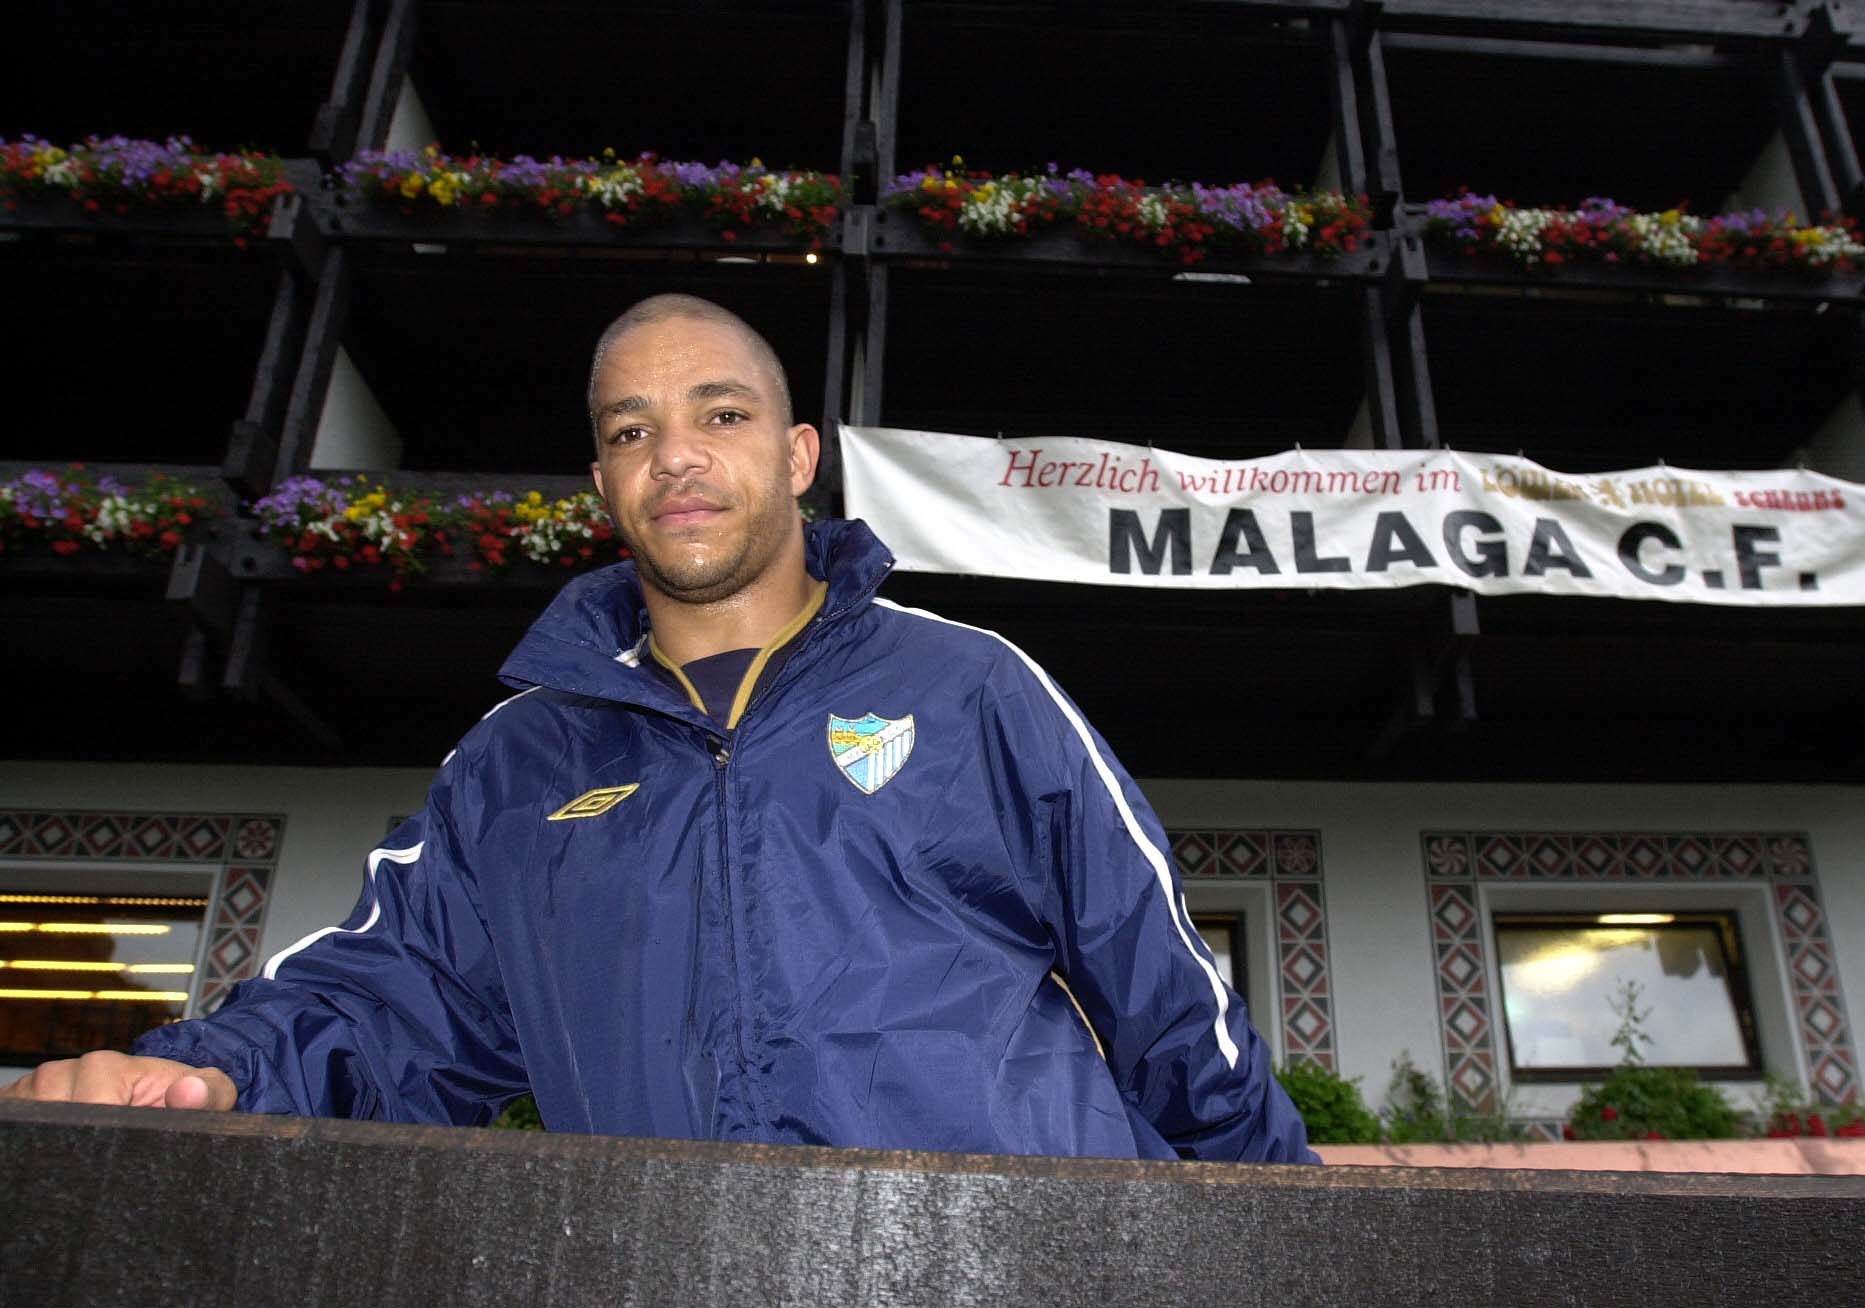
[1168, 829, 1334, 1070]
[1420, 831, 1857, 1110]
[0, 810, 285, 1015]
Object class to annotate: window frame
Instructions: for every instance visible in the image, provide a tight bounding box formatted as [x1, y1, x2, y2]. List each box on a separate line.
[1192, 910, 1250, 1004]
[1492, 910, 1764, 1084]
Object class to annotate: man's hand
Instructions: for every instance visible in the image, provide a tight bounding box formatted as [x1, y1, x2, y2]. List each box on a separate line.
[0, 1051, 236, 1111]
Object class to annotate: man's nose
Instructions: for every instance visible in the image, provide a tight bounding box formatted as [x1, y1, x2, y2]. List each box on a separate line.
[651, 420, 712, 479]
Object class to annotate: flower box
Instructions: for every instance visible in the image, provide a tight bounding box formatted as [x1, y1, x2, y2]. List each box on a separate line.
[1318, 1138, 1865, 1175]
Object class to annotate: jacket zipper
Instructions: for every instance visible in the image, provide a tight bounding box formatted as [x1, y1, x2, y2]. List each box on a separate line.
[708, 729, 764, 1135]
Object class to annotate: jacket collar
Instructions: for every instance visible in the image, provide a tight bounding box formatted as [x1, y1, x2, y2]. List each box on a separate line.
[496, 517, 894, 706]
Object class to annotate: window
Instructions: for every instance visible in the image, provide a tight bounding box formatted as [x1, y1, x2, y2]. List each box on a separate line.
[1494, 912, 1760, 1082]
[0, 891, 208, 1065]
[1193, 912, 1248, 998]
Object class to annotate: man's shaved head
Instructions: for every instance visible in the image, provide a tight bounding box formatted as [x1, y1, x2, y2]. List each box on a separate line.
[586, 294, 793, 443]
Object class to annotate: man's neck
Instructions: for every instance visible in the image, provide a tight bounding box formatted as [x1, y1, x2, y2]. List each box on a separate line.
[641, 565, 817, 666]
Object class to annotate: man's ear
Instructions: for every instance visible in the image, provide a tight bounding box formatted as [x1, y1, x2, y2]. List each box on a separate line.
[788, 423, 821, 496]
[590, 461, 606, 499]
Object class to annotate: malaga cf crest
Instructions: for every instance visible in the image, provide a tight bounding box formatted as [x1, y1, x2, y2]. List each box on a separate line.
[827, 712, 916, 794]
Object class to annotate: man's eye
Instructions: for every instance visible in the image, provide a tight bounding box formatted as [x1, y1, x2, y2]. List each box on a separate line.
[608, 425, 649, 446]
[708, 409, 749, 427]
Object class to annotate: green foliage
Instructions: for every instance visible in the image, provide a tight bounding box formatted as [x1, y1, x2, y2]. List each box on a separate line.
[1276, 1060, 1382, 1144]
[1753, 1072, 1865, 1139]
[1566, 979, 1741, 1141]
[1569, 1065, 1742, 1140]
[491, 1092, 543, 1131]
[1382, 1051, 1525, 1144]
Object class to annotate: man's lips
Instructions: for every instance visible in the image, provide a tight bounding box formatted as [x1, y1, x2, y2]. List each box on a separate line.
[651, 496, 727, 529]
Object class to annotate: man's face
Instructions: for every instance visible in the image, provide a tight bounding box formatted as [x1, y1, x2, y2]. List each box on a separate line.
[589, 316, 817, 606]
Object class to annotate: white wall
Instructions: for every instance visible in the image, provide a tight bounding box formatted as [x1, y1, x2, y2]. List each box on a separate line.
[385, 75, 437, 157]
[1153, 778, 1865, 1120]
[1724, 130, 1803, 219]
[308, 348, 404, 470]
[0, 762, 433, 1083]
[4, 762, 1859, 1124]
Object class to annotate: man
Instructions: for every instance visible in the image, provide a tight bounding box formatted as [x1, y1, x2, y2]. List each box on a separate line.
[3, 295, 1315, 1162]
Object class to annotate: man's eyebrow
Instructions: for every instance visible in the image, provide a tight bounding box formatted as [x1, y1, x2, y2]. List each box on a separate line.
[594, 380, 761, 420]
[687, 378, 761, 403]
[596, 395, 649, 419]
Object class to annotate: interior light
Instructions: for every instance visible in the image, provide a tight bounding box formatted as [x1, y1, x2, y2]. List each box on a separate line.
[18, 923, 172, 935]
[0, 960, 195, 973]
[805, 252, 819, 264]
[0, 895, 206, 907]
[0, 987, 188, 1003]
[1596, 913, 1676, 926]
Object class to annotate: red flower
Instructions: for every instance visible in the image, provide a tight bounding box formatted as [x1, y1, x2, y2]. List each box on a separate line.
[49, 539, 81, 556]
[1600, 1105, 1619, 1122]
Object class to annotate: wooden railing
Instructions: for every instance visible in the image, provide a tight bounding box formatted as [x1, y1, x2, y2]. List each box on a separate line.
[2, 1100, 1861, 1306]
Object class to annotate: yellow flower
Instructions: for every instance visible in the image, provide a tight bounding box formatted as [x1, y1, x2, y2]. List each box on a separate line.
[429, 176, 458, 206]
[1659, 208, 1681, 226]
[951, 154, 965, 166]
[399, 174, 426, 198]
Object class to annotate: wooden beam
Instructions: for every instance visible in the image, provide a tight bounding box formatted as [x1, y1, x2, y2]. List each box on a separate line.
[839, 0, 874, 203]
[1381, 31, 1739, 70]
[860, 262, 890, 426]
[1325, 17, 1370, 197]
[1358, 285, 1405, 449]
[354, 0, 418, 154]
[875, 0, 903, 187]
[307, 0, 382, 166]
[1775, 44, 1843, 216]
[1380, 0, 1804, 42]
[816, 257, 851, 511]
[272, 249, 354, 481]
[1362, 28, 1403, 219]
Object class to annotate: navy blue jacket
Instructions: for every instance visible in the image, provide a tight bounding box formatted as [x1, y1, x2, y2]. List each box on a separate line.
[138, 519, 1315, 1162]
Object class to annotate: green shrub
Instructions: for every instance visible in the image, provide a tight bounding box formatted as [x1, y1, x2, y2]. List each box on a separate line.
[1565, 979, 1740, 1141]
[1276, 1060, 1382, 1144]
[1755, 1071, 1865, 1139]
[1568, 1065, 1742, 1140]
[1382, 1050, 1524, 1144]
[491, 1092, 543, 1131]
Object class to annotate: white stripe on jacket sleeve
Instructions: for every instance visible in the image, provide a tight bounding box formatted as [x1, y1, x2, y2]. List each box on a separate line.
[261, 842, 425, 980]
[871, 597, 1240, 1069]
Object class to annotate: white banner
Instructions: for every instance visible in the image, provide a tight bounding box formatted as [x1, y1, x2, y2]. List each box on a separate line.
[841, 426, 1865, 606]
